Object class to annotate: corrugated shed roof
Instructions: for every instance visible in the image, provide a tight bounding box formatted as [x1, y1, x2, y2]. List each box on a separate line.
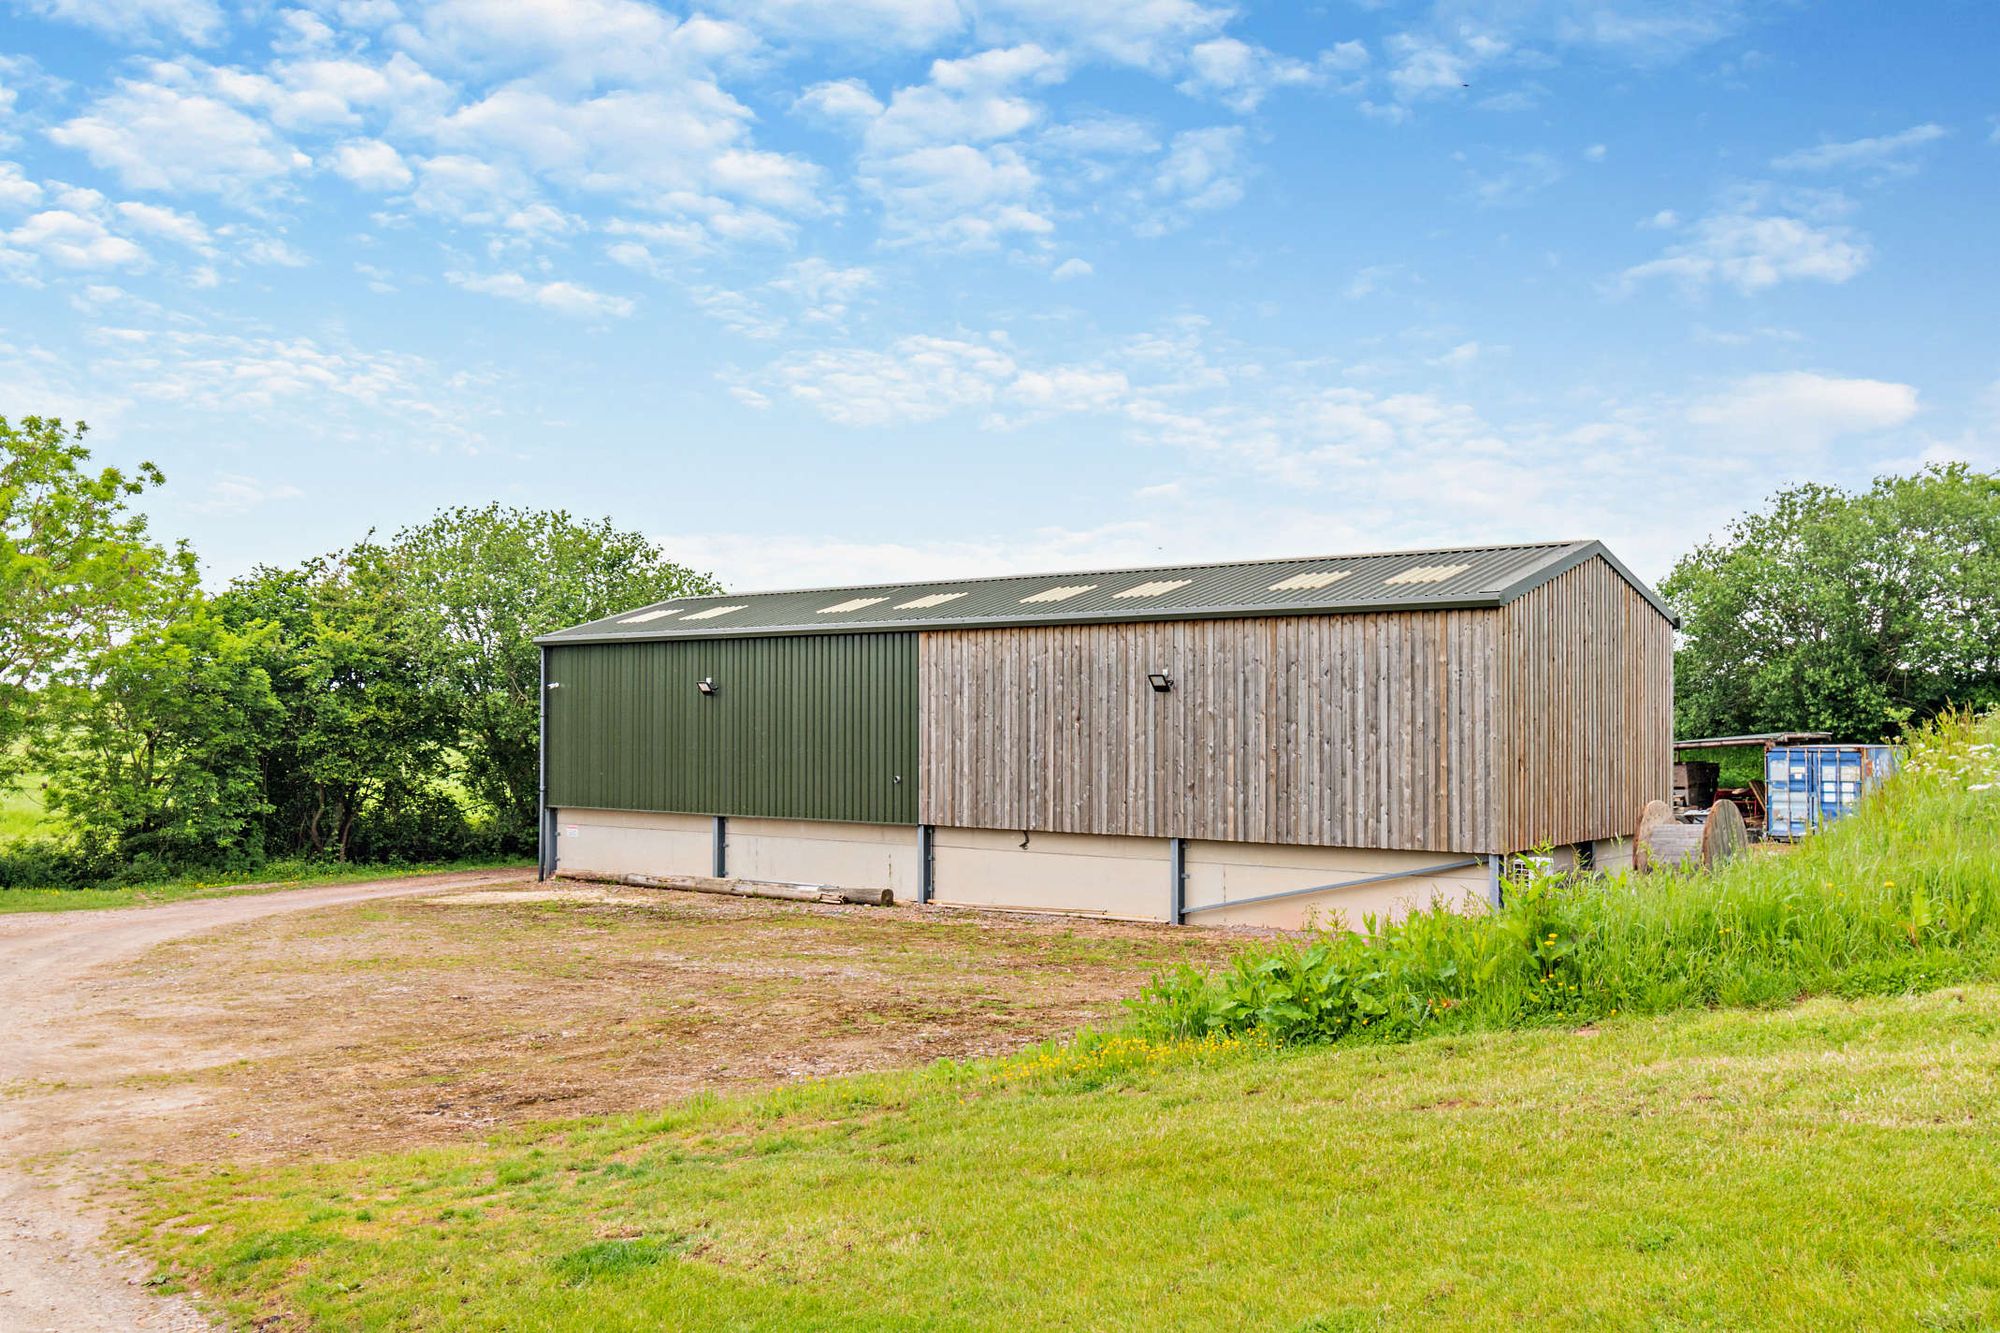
[540, 539, 1675, 643]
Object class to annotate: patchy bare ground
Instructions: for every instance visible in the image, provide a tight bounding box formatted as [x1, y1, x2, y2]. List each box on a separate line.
[0, 872, 1242, 1329]
[78, 883, 1240, 1163]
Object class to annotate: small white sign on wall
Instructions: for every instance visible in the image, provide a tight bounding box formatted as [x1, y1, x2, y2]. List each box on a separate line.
[563, 825, 580, 838]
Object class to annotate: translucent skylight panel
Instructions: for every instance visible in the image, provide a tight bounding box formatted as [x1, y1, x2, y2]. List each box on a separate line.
[1114, 579, 1192, 599]
[818, 597, 888, 614]
[618, 608, 679, 624]
[1384, 563, 1472, 586]
[1269, 570, 1351, 591]
[1020, 584, 1097, 604]
[682, 604, 748, 620]
[896, 592, 968, 609]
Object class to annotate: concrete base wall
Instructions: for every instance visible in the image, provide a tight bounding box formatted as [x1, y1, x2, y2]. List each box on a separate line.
[554, 808, 712, 880]
[1542, 836, 1637, 876]
[1184, 841, 1489, 929]
[552, 808, 1490, 931]
[930, 827, 1173, 920]
[554, 809, 918, 899]
[724, 816, 919, 901]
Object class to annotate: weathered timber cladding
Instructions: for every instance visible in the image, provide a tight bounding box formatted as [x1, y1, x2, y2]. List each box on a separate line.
[546, 635, 918, 824]
[1495, 557, 1674, 849]
[917, 554, 1673, 854]
[917, 611, 1502, 853]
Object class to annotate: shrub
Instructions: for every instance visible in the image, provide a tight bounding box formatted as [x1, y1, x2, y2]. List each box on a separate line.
[1126, 709, 2000, 1046]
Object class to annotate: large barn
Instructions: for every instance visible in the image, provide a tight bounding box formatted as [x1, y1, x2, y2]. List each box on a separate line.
[535, 540, 1674, 929]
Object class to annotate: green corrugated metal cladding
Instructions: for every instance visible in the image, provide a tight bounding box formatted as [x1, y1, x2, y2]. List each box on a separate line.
[545, 633, 918, 825]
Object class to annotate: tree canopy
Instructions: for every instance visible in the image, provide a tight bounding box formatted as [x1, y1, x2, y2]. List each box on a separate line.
[1662, 463, 2000, 741]
[0, 416, 194, 785]
[385, 505, 719, 844]
[3, 422, 719, 884]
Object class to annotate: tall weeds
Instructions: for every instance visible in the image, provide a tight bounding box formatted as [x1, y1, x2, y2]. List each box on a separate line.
[1126, 709, 2000, 1045]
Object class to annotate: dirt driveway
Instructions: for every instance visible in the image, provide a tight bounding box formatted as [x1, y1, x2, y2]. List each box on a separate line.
[0, 872, 1237, 1330]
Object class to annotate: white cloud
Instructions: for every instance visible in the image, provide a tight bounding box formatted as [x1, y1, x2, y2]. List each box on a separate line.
[1178, 37, 1367, 112]
[406, 153, 539, 223]
[764, 333, 1020, 424]
[1140, 126, 1244, 234]
[3, 208, 149, 269]
[1619, 204, 1869, 294]
[18, 0, 223, 45]
[867, 143, 1051, 248]
[865, 44, 1066, 155]
[1466, 149, 1563, 206]
[1772, 123, 1947, 174]
[206, 53, 452, 133]
[1375, 4, 1746, 114]
[50, 79, 311, 199]
[795, 79, 886, 125]
[112, 200, 211, 251]
[394, 0, 743, 81]
[328, 138, 413, 190]
[818, 45, 1069, 249]
[1687, 372, 1919, 450]
[186, 472, 306, 515]
[1051, 256, 1091, 280]
[447, 269, 636, 319]
[768, 257, 876, 322]
[1007, 365, 1129, 412]
[650, 521, 1166, 592]
[0, 161, 44, 210]
[718, 0, 967, 50]
[431, 84, 822, 221]
[241, 235, 310, 266]
[978, 0, 1231, 70]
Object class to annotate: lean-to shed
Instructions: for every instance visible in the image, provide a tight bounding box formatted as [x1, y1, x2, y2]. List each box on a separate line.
[536, 540, 1674, 928]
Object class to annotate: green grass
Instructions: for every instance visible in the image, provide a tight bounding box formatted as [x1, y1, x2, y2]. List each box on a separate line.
[0, 772, 48, 841]
[127, 986, 2000, 1331]
[0, 857, 529, 914]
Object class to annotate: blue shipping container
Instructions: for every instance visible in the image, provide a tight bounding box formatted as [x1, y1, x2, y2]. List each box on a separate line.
[1763, 744, 1898, 841]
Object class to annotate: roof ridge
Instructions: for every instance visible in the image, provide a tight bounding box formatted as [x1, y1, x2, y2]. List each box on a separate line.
[638, 539, 1591, 605]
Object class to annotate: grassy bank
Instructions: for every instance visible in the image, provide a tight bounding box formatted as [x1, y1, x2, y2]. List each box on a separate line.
[127, 985, 2000, 1330]
[1128, 709, 2000, 1046]
[0, 858, 530, 914]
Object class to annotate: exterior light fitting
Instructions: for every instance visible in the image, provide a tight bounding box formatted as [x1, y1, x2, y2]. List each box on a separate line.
[1146, 669, 1173, 693]
[696, 677, 718, 696]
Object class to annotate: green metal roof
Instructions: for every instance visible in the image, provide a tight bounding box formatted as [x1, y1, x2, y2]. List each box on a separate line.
[539, 539, 1675, 644]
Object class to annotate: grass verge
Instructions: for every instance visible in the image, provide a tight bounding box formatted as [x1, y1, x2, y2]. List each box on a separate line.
[0, 858, 529, 915]
[127, 985, 2000, 1330]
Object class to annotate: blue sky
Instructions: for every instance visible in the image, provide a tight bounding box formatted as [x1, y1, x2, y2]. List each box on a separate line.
[2, 0, 1994, 590]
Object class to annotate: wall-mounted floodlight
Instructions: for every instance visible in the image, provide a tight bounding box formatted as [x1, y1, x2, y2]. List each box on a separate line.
[1146, 669, 1174, 693]
[696, 677, 718, 696]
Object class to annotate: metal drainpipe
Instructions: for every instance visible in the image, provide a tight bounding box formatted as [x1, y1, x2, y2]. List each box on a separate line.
[1168, 837, 1187, 925]
[917, 824, 935, 905]
[536, 645, 549, 881]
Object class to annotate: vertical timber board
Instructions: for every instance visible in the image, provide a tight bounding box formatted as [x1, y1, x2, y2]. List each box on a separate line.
[545, 634, 918, 825]
[1495, 555, 1674, 850]
[916, 612, 1505, 853]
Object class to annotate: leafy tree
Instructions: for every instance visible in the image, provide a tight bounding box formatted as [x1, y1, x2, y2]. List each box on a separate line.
[216, 546, 466, 861]
[386, 505, 718, 846]
[38, 607, 281, 873]
[1, 416, 194, 785]
[1663, 463, 2000, 741]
